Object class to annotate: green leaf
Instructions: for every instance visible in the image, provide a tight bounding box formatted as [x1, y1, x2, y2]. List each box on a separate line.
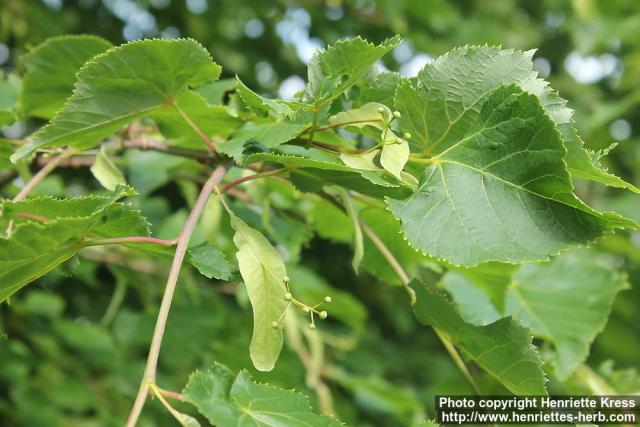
[219, 121, 308, 162]
[308, 36, 401, 103]
[389, 85, 636, 266]
[20, 35, 112, 119]
[353, 71, 401, 107]
[13, 38, 221, 161]
[90, 146, 126, 191]
[151, 91, 242, 145]
[236, 77, 295, 118]
[188, 244, 233, 281]
[520, 78, 640, 194]
[360, 207, 425, 285]
[439, 272, 502, 326]
[410, 279, 547, 395]
[229, 212, 288, 371]
[0, 110, 15, 128]
[182, 362, 342, 427]
[0, 187, 149, 301]
[195, 78, 236, 105]
[504, 251, 629, 379]
[449, 262, 516, 312]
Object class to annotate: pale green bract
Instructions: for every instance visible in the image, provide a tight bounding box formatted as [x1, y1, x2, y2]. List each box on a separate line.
[12, 38, 221, 162]
[20, 35, 112, 119]
[229, 212, 288, 371]
[90, 146, 127, 191]
[182, 363, 343, 427]
[410, 279, 547, 395]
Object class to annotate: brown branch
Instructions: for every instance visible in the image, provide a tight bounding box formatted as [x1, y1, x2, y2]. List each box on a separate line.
[125, 166, 227, 427]
[122, 139, 214, 163]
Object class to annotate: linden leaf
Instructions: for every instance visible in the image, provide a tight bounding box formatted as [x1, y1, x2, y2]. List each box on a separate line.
[389, 84, 637, 266]
[505, 252, 629, 379]
[20, 35, 112, 119]
[411, 279, 547, 395]
[182, 363, 342, 427]
[0, 187, 149, 301]
[13, 38, 221, 161]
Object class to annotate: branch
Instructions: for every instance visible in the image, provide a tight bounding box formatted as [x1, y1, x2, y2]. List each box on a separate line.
[122, 139, 214, 163]
[13, 150, 75, 201]
[221, 168, 286, 193]
[125, 165, 226, 427]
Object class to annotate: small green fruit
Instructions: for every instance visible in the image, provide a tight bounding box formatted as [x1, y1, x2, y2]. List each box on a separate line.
[319, 311, 328, 320]
[324, 296, 332, 303]
[284, 292, 293, 301]
[308, 323, 316, 330]
[393, 111, 402, 119]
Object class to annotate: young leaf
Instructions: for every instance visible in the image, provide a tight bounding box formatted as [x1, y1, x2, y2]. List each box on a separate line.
[229, 212, 288, 371]
[90, 146, 126, 191]
[505, 252, 629, 379]
[13, 38, 221, 161]
[20, 35, 112, 119]
[308, 35, 401, 102]
[219, 121, 308, 162]
[410, 279, 547, 395]
[182, 363, 342, 427]
[188, 244, 233, 281]
[389, 85, 636, 266]
[0, 187, 149, 301]
[236, 77, 295, 118]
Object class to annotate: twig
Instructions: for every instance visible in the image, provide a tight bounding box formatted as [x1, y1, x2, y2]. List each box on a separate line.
[122, 139, 214, 162]
[125, 166, 226, 427]
[173, 103, 218, 155]
[13, 150, 75, 201]
[221, 168, 286, 193]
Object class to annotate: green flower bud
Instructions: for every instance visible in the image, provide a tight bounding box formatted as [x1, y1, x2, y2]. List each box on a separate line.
[284, 292, 293, 301]
[271, 321, 279, 329]
[303, 306, 311, 313]
[377, 106, 385, 114]
[403, 132, 412, 140]
[393, 111, 402, 119]
[308, 323, 316, 330]
[319, 311, 328, 320]
[324, 296, 332, 303]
